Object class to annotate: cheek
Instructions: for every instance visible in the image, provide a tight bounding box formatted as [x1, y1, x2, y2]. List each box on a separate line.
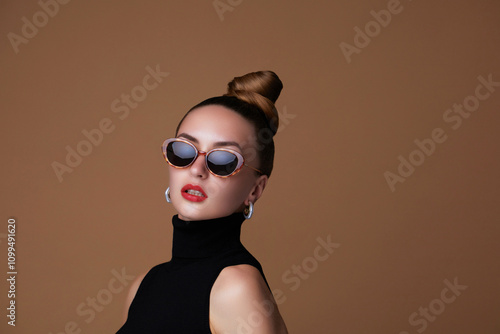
[197, 176, 239, 203]
[167, 168, 184, 194]
[211, 174, 254, 204]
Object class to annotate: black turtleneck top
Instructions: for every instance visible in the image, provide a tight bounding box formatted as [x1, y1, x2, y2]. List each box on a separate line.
[116, 212, 268, 333]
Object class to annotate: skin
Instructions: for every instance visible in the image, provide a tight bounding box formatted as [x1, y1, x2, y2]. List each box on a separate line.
[169, 105, 268, 221]
[123, 105, 288, 333]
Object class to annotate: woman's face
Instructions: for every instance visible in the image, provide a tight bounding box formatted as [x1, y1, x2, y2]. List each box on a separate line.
[168, 105, 267, 221]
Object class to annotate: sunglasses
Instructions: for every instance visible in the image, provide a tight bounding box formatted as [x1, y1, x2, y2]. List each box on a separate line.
[161, 138, 263, 177]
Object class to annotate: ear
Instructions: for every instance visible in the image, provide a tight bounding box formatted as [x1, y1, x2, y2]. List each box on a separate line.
[244, 174, 268, 206]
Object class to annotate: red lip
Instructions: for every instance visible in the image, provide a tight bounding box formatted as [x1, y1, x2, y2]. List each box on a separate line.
[181, 184, 207, 202]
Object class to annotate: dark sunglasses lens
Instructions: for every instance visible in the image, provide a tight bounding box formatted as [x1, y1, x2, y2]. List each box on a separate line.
[207, 151, 239, 176]
[166, 141, 196, 167]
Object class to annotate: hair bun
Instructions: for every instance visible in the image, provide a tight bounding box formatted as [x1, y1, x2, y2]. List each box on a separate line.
[225, 71, 283, 134]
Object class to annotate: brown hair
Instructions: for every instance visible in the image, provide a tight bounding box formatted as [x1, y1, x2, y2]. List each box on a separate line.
[175, 71, 283, 177]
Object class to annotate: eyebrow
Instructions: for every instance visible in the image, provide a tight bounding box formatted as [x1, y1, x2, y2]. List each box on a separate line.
[177, 132, 243, 150]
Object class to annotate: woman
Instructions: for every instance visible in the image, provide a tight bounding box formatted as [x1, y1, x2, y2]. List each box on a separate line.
[117, 71, 288, 333]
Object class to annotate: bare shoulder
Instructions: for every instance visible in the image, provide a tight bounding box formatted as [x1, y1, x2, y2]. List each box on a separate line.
[210, 264, 288, 334]
[122, 273, 146, 322]
[213, 264, 267, 295]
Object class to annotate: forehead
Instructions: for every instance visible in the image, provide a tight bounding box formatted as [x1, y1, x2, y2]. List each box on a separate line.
[177, 105, 254, 147]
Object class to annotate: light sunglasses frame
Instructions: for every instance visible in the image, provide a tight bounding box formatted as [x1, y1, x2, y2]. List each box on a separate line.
[161, 138, 263, 178]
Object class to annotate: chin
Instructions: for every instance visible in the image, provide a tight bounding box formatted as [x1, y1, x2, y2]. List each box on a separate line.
[175, 204, 207, 221]
[176, 204, 232, 221]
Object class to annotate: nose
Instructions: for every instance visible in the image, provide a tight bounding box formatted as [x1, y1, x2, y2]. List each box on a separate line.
[189, 151, 209, 178]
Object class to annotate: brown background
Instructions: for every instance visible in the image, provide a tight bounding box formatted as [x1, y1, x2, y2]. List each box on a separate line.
[1, 0, 500, 333]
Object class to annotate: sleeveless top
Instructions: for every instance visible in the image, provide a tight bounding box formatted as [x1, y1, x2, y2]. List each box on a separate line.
[116, 212, 268, 333]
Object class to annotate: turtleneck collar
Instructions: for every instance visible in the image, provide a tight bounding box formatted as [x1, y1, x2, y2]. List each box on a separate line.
[171, 212, 246, 259]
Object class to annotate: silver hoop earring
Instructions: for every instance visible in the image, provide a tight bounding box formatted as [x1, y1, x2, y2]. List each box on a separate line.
[165, 187, 171, 203]
[243, 202, 254, 219]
